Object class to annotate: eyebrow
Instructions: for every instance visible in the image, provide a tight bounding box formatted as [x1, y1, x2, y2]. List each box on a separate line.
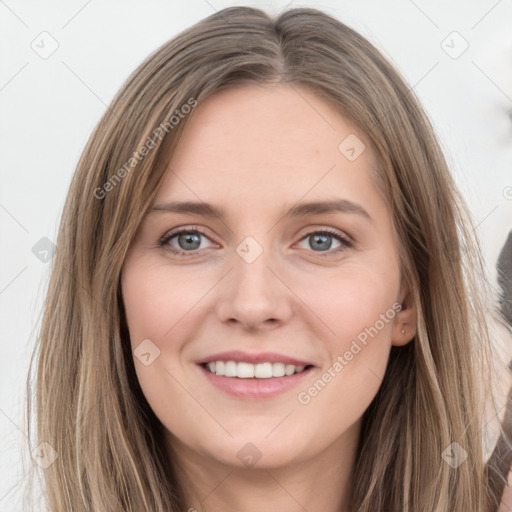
[151, 198, 372, 222]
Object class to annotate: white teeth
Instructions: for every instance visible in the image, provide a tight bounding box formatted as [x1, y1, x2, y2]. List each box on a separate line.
[205, 360, 308, 378]
[285, 364, 295, 376]
[272, 362, 285, 377]
[224, 361, 237, 377]
[254, 362, 273, 379]
[237, 362, 255, 378]
[215, 361, 225, 375]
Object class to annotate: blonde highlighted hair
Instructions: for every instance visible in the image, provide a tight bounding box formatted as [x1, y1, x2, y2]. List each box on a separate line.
[25, 6, 511, 511]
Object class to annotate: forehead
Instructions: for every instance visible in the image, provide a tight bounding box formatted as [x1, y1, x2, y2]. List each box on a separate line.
[154, 83, 382, 218]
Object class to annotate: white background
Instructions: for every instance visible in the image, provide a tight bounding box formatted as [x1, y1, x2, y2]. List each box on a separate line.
[1, 0, 511, 509]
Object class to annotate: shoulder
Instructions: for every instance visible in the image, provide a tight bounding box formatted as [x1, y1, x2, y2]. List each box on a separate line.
[499, 471, 512, 512]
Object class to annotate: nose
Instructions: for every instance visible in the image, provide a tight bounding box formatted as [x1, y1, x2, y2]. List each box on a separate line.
[215, 241, 294, 332]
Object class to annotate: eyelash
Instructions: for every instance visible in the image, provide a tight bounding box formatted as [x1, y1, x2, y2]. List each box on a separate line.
[158, 226, 354, 258]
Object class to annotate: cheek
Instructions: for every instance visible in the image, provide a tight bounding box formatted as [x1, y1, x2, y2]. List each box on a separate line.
[293, 270, 398, 442]
[308, 265, 400, 351]
[300, 268, 398, 402]
[120, 260, 218, 406]
[120, 260, 206, 428]
[121, 260, 209, 344]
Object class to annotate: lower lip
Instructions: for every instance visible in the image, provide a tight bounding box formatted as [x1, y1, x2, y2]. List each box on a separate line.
[198, 364, 313, 399]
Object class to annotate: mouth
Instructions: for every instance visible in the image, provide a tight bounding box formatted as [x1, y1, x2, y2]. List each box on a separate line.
[195, 351, 316, 399]
[201, 361, 313, 378]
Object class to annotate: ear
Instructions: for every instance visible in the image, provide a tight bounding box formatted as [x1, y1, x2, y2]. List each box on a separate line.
[391, 283, 417, 347]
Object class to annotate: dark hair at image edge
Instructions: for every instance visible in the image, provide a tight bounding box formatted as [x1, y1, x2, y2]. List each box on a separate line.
[23, 6, 511, 512]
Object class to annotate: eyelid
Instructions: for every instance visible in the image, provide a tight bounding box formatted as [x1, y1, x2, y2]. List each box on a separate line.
[294, 228, 353, 257]
[296, 226, 353, 245]
[158, 225, 354, 257]
[158, 225, 218, 252]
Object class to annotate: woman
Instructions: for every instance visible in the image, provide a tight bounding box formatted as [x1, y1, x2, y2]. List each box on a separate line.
[26, 6, 511, 511]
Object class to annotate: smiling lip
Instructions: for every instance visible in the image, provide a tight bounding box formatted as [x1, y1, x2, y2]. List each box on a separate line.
[199, 365, 313, 399]
[196, 350, 315, 400]
[196, 350, 312, 366]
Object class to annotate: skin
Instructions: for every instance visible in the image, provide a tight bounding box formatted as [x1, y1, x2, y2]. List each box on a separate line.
[121, 83, 417, 512]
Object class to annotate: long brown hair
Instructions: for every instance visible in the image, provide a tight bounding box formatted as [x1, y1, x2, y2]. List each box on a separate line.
[25, 6, 511, 511]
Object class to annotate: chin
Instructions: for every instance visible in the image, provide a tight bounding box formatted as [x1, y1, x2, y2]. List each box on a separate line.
[197, 432, 317, 470]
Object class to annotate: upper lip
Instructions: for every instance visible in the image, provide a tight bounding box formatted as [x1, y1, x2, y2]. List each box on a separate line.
[196, 350, 314, 366]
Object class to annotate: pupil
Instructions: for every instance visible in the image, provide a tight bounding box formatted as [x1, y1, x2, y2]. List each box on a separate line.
[311, 234, 331, 251]
[180, 233, 200, 250]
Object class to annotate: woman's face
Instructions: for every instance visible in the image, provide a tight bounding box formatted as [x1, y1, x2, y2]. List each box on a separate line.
[121, 83, 414, 470]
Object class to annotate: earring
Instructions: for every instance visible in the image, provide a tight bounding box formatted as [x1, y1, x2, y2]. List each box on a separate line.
[401, 329, 406, 334]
